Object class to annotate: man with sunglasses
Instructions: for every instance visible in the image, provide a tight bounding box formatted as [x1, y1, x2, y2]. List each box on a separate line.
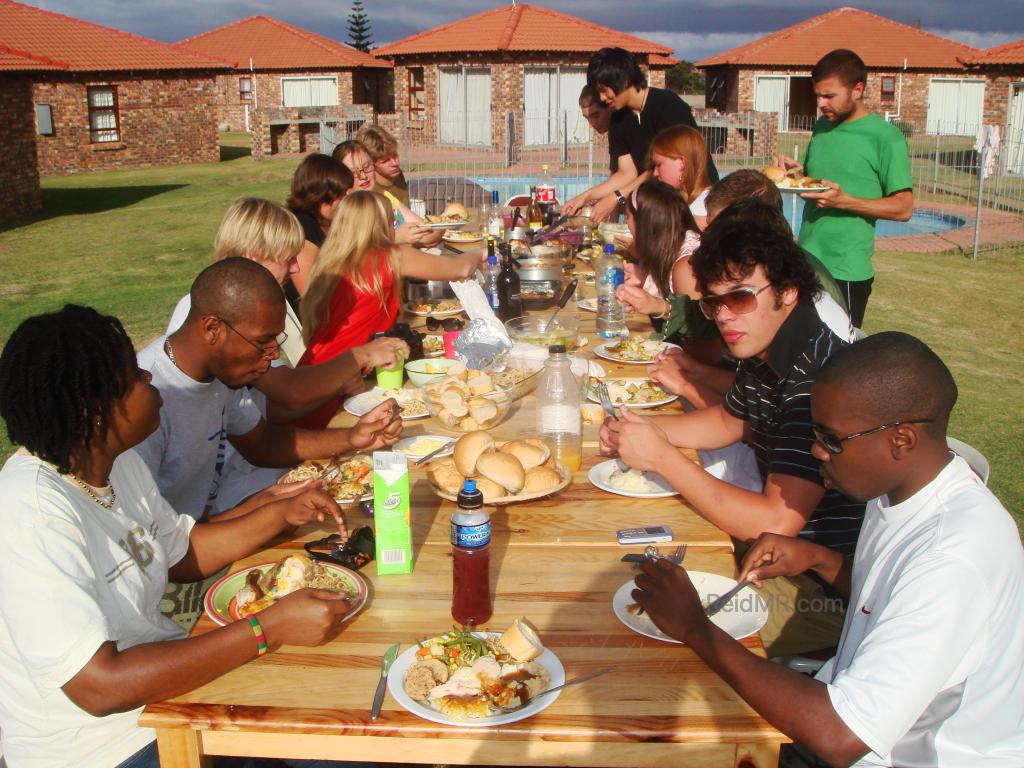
[632, 332, 1024, 768]
[601, 202, 865, 656]
[136, 258, 403, 522]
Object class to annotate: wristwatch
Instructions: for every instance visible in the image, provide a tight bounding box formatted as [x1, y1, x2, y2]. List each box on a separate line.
[613, 189, 626, 206]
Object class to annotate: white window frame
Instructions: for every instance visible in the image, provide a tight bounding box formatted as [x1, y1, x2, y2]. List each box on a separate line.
[522, 66, 588, 147]
[279, 75, 339, 108]
[925, 77, 986, 136]
[437, 66, 491, 147]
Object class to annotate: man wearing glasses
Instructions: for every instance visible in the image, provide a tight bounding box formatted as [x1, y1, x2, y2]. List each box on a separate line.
[633, 333, 1023, 768]
[136, 258, 403, 522]
[600, 201, 865, 656]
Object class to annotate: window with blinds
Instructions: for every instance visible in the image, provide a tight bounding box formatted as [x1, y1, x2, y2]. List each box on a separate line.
[87, 86, 120, 143]
[281, 76, 339, 108]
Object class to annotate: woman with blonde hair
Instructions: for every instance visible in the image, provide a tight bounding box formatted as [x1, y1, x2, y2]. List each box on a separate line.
[649, 125, 714, 228]
[297, 191, 482, 428]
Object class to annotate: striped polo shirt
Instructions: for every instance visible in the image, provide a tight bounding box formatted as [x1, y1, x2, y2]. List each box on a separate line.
[723, 302, 865, 555]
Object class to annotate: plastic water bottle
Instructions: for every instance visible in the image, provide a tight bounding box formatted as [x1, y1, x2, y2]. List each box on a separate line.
[483, 238, 500, 310]
[451, 479, 492, 625]
[486, 190, 504, 239]
[596, 243, 627, 340]
[536, 345, 583, 473]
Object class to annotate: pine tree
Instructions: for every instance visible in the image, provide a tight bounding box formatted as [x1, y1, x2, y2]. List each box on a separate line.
[347, 0, 374, 52]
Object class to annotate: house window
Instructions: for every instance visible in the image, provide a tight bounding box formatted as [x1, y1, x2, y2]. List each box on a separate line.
[36, 103, 54, 136]
[408, 67, 425, 119]
[280, 76, 339, 108]
[880, 76, 896, 103]
[87, 86, 120, 143]
[239, 76, 253, 102]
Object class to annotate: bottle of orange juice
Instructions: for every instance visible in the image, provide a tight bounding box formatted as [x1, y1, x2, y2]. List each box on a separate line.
[536, 344, 582, 472]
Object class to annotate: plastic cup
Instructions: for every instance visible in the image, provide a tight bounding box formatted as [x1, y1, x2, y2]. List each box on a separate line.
[375, 351, 405, 389]
[443, 330, 463, 359]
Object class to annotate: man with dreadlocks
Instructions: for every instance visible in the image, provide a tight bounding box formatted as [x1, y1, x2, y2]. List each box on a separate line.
[0, 305, 358, 768]
[135, 257, 402, 520]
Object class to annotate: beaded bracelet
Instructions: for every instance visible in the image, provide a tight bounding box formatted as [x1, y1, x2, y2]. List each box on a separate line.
[246, 614, 268, 656]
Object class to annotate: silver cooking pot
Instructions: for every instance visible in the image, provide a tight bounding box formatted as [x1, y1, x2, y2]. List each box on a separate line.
[405, 278, 455, 303]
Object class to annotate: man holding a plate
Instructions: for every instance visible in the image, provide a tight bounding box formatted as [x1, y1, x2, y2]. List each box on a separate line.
[775, 49, 913, 328]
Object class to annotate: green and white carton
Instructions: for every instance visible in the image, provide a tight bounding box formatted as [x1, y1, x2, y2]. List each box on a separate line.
[372, 451, 413, 575]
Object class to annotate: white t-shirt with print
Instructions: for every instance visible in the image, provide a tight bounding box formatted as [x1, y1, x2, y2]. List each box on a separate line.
[818, 455, 1024, 766]
[0, 450, 194, 768]
[135, 336, 264, 519]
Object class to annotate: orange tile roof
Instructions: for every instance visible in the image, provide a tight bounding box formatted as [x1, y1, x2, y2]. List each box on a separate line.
[650, 54, 679, 68]
[0, 43, 62, 71]
[177, 15, 390, 70]
[374, 4, 672, 58]
[964, 39, 1024, 66]
[696, 7, 976, 70]
[0, 0, 229, 72]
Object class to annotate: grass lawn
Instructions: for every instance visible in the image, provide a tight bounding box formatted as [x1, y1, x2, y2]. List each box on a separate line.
[1, 134, 1021, 529]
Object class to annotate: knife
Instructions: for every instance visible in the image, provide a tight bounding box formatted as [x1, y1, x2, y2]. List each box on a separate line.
[704, 579, 750, 618]
[370, 643, 400, 720]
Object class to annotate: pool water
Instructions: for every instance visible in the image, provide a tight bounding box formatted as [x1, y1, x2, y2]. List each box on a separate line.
[469, 174, 966, 238]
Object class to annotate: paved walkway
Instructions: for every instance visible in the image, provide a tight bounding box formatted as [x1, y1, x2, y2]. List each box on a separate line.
[877, 201, 1024, 254]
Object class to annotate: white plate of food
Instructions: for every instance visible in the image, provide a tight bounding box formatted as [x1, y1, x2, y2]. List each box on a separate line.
[285, 455, 374, 504]
[344, 387, 429, 420]
[203, 555, 367, 627]
[405, 300, 464, 317]
[442, 231, 485, 243]
[423, 334, 445, 358]
[777, 183, 830, 193]
[394, 434, 456, 460]
[387, 625, 565, 727]
[588, 459, 677, 498]
[612, 575, 768, 643]
[576, 296, 597, 312]
[588, 379, 676, 409]
[594, 337, 680, 365]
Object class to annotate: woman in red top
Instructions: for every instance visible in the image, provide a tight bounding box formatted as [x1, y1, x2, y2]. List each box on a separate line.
[297, 191, 482, 428]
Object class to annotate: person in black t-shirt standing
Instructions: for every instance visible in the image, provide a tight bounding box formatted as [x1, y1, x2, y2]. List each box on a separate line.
[571, 47, 719, 223]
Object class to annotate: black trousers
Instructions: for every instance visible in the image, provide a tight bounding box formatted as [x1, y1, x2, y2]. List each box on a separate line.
[835, 278, 874, 330]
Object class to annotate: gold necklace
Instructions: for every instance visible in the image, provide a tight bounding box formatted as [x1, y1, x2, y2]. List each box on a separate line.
[70, 474, 116, 510]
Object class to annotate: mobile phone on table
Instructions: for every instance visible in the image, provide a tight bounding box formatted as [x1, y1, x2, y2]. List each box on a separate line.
[616, 526, 673, 545]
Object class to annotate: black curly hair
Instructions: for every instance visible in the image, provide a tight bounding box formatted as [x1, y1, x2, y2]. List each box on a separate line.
[690, 200, 822, 302]
[0, 305, 135, 474]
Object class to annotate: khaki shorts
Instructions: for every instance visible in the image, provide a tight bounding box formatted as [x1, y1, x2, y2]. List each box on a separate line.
[734, 542, 846, 658]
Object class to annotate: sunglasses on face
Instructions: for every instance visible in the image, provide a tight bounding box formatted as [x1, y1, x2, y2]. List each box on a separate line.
[426, 316, 465, 332]
[698, 284, 773, 320]
[812, 419, 936, 454]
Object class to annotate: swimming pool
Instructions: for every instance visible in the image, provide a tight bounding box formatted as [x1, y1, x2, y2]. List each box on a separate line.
[468, 174, 966, 238]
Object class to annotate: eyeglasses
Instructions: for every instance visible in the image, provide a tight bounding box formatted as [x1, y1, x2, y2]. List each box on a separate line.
[698, 284, 773, 320]
[217, 317, 287, 360]
[426, 316, 465, 332]
[351, 162, 374, 178]
[812, 420, 936, 455]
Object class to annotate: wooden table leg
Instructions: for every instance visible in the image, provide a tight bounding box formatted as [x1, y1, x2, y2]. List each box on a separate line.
[155, 728, 211, 768]
[736, 741, 784, 768]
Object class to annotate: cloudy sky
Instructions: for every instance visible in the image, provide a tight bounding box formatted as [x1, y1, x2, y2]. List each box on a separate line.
[30, 0, 1024, 61]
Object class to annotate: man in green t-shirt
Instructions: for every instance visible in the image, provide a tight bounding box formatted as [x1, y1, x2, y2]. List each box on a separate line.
[777, 49, 913, 328]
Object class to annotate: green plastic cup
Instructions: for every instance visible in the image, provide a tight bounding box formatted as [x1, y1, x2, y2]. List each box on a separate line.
[375, 350, 405, 389]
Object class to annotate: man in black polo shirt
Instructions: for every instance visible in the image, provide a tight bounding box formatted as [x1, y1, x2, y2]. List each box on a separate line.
[600, 202, 865, 656]
[578, 47, 719, 222]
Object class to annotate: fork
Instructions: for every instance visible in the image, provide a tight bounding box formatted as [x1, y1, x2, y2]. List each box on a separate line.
[636, 545, 686, 615]
[596, 381, 619, 421]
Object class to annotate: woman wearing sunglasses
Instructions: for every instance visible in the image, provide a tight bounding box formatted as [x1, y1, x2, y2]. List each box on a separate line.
[296, 191, 482, 429]
[0, 305, 355, 768]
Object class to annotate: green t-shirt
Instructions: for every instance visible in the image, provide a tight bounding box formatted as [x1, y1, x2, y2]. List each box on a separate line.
[798, 113, 912, 281]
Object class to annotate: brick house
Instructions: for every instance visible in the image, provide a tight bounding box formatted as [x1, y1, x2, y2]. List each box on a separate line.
[963, 40, 1024, 172]
[373, 4, 674, 150]
[0, 48, 52, 223]
[697, 7, 982, 136]
[0, 0, 228, 176]
[176, 15, 393, 132]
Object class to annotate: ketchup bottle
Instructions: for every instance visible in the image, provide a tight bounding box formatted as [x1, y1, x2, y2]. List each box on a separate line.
[451, 479, 492, 625]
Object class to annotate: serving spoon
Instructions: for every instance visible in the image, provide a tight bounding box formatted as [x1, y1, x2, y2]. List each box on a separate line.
[542, 277, 578, 333]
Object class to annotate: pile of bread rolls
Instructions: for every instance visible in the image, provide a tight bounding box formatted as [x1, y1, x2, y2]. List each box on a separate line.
[428, 431, 564, 501]
[423, 364, 507, 431]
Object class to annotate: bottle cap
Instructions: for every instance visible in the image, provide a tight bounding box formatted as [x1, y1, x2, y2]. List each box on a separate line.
[548, 344, 566, 354]
[604, 243, 615, 254]
[457, 479, 484, 509]
[492, 190, 499, 203]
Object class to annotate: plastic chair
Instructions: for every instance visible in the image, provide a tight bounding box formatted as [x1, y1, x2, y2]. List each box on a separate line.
[947, 436, 990, 485]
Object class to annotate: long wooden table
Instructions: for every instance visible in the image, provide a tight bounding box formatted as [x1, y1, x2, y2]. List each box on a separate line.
[140, 291, 787, 767]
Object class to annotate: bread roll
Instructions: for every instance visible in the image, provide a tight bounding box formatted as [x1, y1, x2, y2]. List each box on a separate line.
[440, 390, 468, 417]
[459, 416, 481, 432]
[474, 477, 506, 501]
[453, 430, 494, 476]
[500, 618, 544, 662]
[762, 165, 786, 183]
[468, 374, 494, 396]
[500, 439, 550, 470]
[468, 399, 498, 426]
[428, 460, 464, 495]
[523, 465, 562, 493]
[442, 202, 469, 221]
[476, 451, 525, 494]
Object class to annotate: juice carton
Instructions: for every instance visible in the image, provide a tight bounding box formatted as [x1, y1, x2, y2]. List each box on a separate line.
[372, 451, 413, 574]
